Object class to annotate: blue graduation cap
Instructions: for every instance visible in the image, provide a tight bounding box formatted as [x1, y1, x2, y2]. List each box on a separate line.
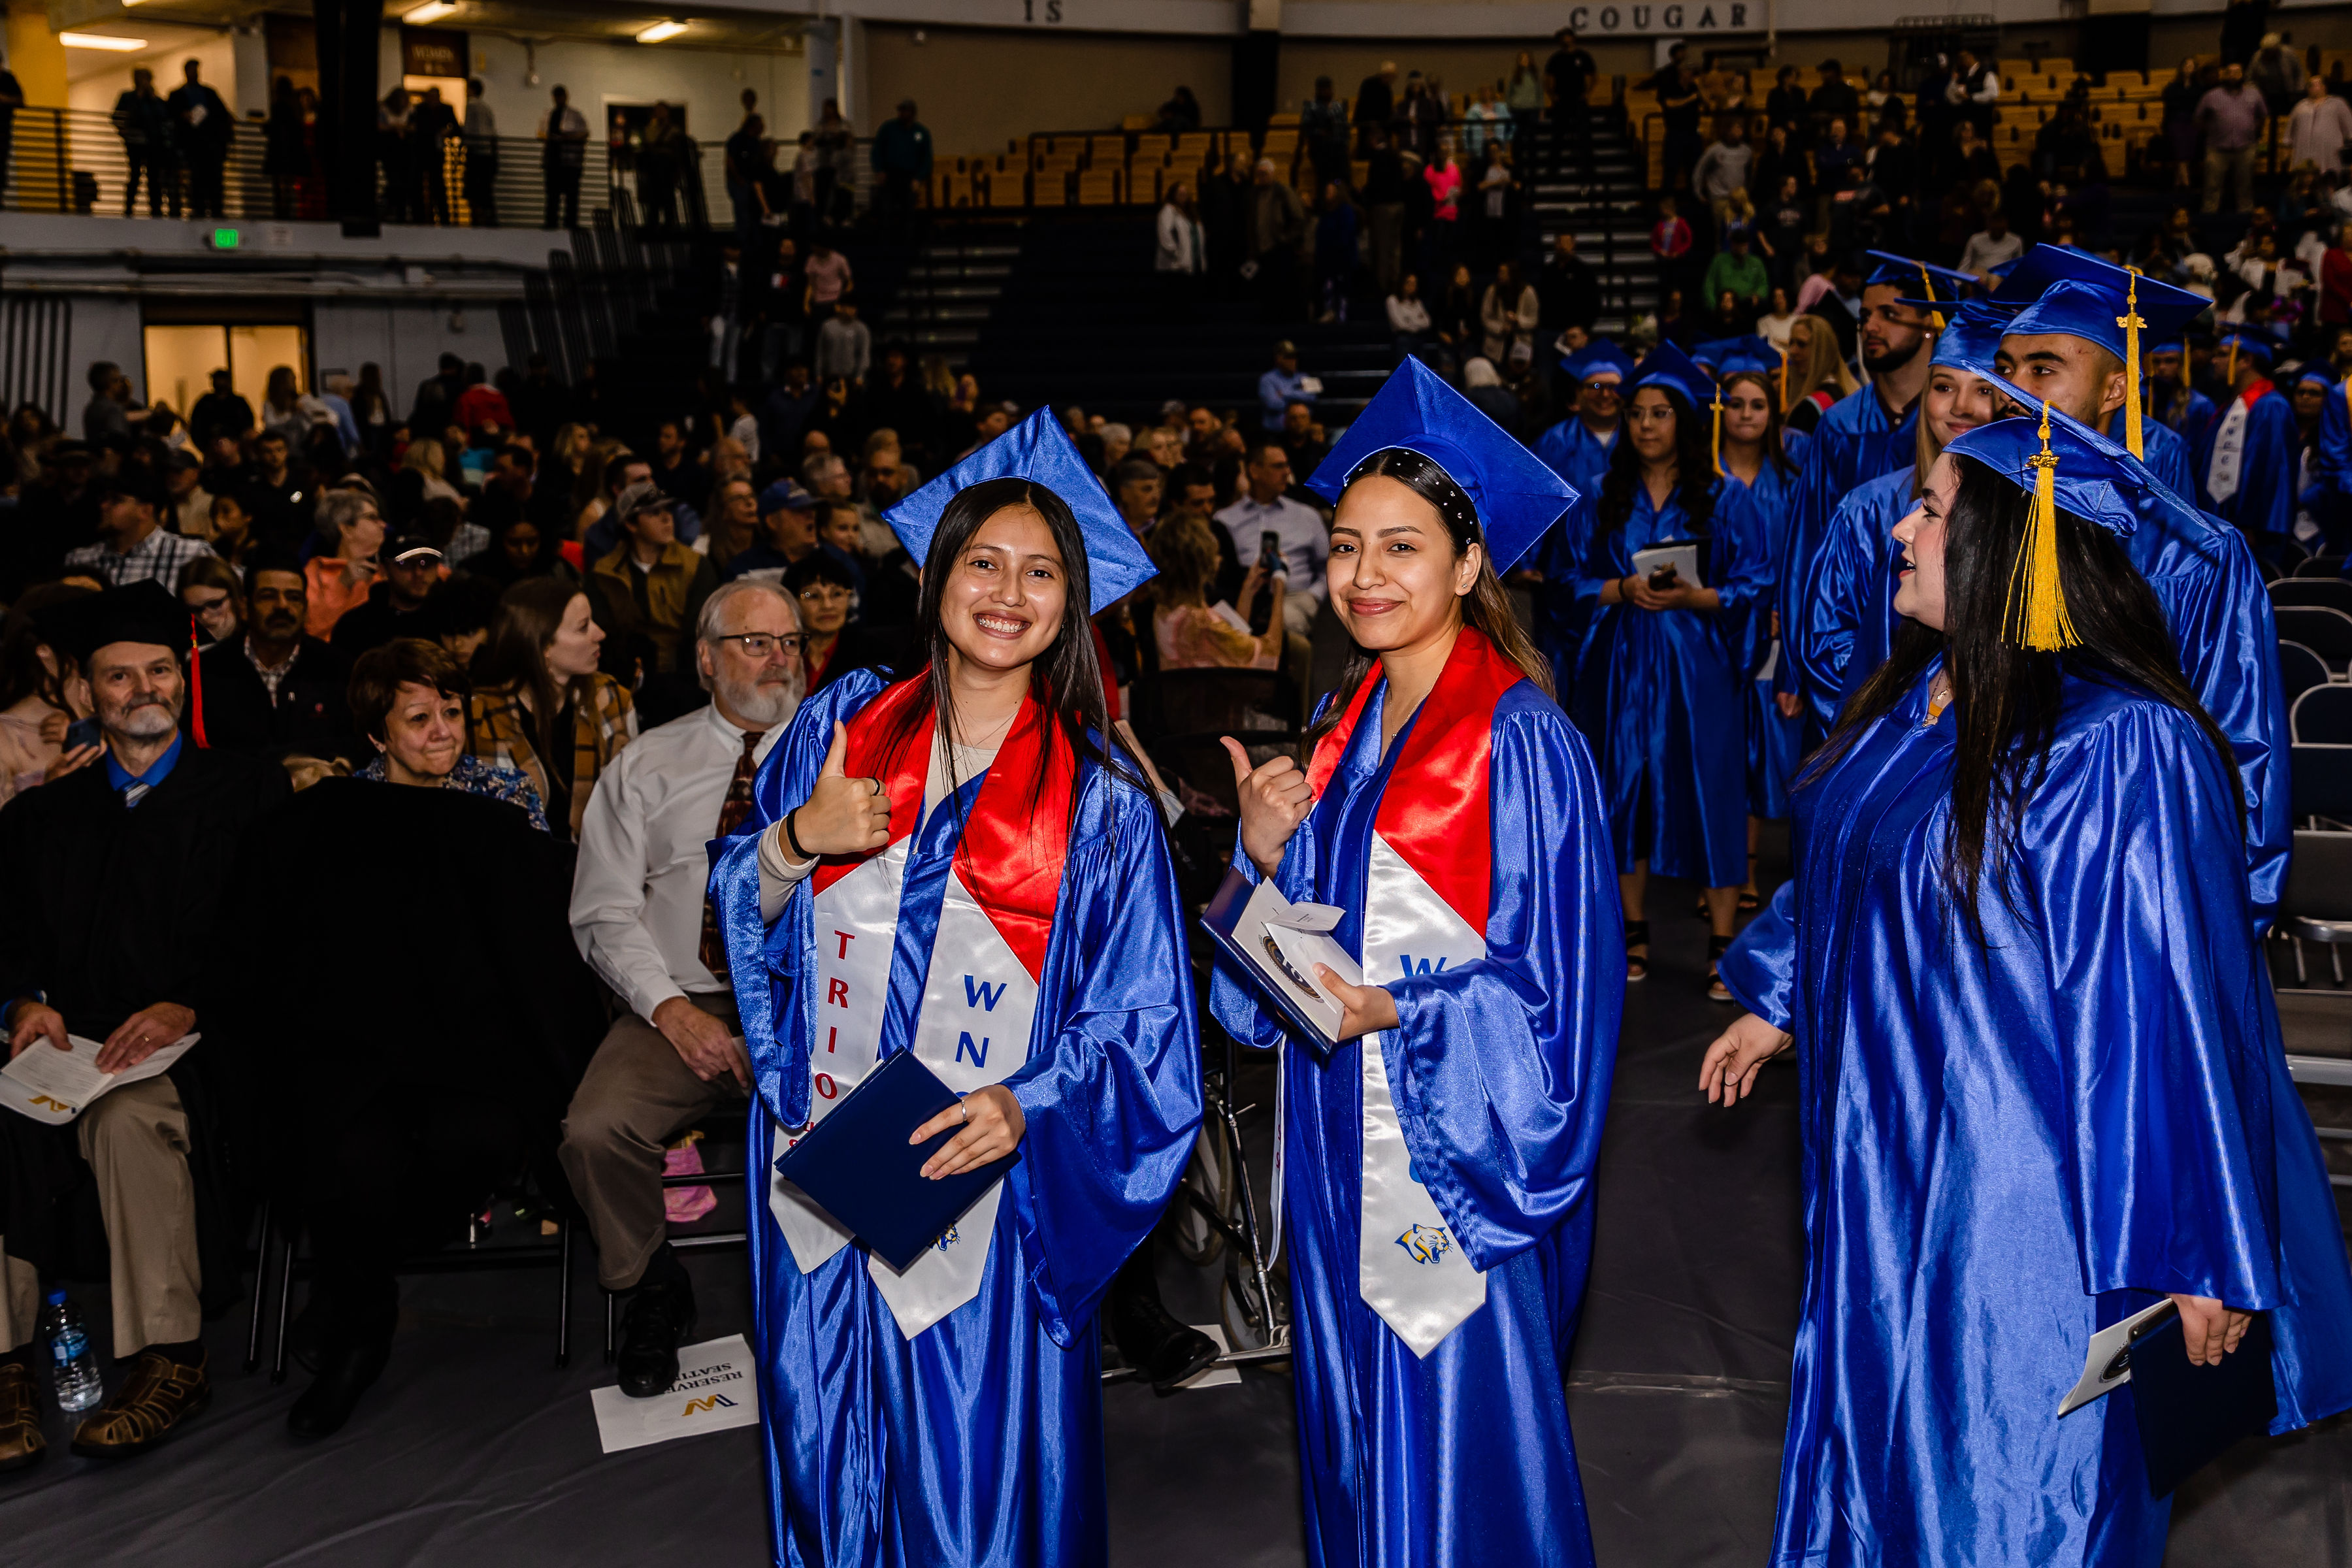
[1558, 338, 1637, 385]
[2216, 329, 2276, 376]
[1630, 340, 1718, 409]
[1303, 357, 1577, 573]
[1929, 298, 2017, 370]
[1713, 335, 1782, 376]
[2293, 359, 2338, 388]
[1942, 374, 2209, 651]
[1989, 244, 2210, 462]
[1865, 251, 1978, 325]
[883, 406, 1156, 613]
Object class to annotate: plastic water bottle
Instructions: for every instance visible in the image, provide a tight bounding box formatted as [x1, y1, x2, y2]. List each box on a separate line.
[39, 1290, 103, 1413]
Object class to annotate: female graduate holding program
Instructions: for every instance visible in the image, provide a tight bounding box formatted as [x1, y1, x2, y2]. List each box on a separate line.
[711, 410, 1201, 1568]
[1703, 405, 2352, 1565]
[1211, 359, 1624, 1568]
[1552, 340, 1771, 994]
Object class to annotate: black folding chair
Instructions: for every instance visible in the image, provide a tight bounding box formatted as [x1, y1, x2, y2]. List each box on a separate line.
[2270, 579, 2352, 616]
[2280, 830, 2352, 987]
[2281, 642, 2333, 708]
[2293, 743, 2352, 826]
[2293, 684, 2352, 745]
[2295, 555, 2349, 579]
[2276, 607, 2352, 676]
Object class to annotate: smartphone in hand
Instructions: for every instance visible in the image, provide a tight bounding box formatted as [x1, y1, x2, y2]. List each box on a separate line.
[63, 717, 101, 753]
[1259, 530, 1283, 572]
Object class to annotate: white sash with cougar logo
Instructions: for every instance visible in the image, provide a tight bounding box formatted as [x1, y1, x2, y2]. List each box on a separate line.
[769, 849, 1038, 1339]
[1356, 834, 1489, 1357]
[2206, 391, 2253, 504]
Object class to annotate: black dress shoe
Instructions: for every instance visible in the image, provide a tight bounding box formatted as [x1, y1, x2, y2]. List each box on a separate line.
[1111, 1288, 1221, 1393]
[617, 1280, 696, 1399]
[287, 1341, 389, 1440]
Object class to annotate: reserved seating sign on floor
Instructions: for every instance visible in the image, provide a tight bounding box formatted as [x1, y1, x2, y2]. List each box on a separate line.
[591, 1335, 761, 1454]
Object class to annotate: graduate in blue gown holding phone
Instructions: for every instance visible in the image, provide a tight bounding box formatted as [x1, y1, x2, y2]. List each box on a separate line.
[711, 410, 1201, 1568]
[1706, 404, 2352, 1567]
[1210, 359, 1623, 1568]
[1549, 341, 1771, 994]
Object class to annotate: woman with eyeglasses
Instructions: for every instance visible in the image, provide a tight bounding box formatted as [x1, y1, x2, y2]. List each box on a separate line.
[783, 549, 888, 694]
[711, 412, 1199, 1568]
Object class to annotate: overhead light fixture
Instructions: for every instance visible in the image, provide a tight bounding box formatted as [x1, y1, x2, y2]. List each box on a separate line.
[635, 20, 687, 42]
[59, 31, 146, 49]
[404, 0, 459, 20]
[120, 0, 148, 8]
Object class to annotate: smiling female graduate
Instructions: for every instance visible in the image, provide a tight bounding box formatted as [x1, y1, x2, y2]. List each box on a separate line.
[709, 409, 1202, 1568]
[1703, 404, 2352, 1567]
[1210, 357, 1624, 1568]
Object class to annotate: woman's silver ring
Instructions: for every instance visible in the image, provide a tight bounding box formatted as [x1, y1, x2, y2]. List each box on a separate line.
[958, 1102, 971, 1123]
[870, 778, 883, 796]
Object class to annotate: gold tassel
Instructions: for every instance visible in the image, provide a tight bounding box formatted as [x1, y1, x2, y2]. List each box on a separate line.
[2116, 267, 2145, 459]
[2004, 402, 2079, 652]
[1711, 392, 1724, 476]
[1777, 343, 1789, 413]
[2225, 336, 2238, 387]
[1918, 262, 1946, 331]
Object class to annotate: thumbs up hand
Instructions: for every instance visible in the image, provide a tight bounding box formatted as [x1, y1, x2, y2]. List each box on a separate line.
[1222, 736, 1313, 879]
[777, 721, 893, 864]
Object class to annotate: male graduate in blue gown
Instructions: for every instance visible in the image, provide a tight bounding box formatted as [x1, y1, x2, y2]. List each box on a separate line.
[2194, 331, 2302, 551]
[1772, 253, 1972, 745]
[1529, 338, 1635, 700]
[2148, 337, 2219, 461]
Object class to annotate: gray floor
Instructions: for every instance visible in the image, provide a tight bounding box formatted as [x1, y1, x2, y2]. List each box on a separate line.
[3, 859, 2349, 1565]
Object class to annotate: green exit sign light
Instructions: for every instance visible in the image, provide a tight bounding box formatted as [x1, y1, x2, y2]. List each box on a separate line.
[207, 227, 240, 250]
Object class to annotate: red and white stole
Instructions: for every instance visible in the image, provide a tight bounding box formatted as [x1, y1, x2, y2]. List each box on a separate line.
[768, 670, 1077, 1337]
[2205, 377, 2274, 504]
[1307, 627, 1524, 1356]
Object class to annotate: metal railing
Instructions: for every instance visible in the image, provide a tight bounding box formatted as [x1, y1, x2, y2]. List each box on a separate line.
[0, 106, 872, 231]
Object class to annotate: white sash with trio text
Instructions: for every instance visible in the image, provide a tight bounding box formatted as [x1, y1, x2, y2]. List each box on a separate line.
[769, 843, 1037, 1338]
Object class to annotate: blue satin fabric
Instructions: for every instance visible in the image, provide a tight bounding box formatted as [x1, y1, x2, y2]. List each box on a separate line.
[1530, 418, 1622, 704]
[2132, 414, 2196, 504]
[1787, 464, 1914, 738]
[1726, 458, 1804, 820]
[2300, 380, 2352, 553]
[712, 671, 1203, 1568]
[2194, 387, 2300, 539]
[1554, 478, 1769, 887]
[1208, 679, 1623, 1568]
[1774, 385, 1918, 741]
[1720, 662, 2352, 1567]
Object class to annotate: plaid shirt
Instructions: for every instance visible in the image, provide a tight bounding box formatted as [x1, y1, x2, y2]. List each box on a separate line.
[63, 526, 216, 589]
[466, 672, 636, 838]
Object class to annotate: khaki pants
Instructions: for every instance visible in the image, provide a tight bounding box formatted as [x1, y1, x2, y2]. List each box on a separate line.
[2203, 145, 2257, 213]
[559, 996, 745, 1292]
[0, 1077, 203, 1358]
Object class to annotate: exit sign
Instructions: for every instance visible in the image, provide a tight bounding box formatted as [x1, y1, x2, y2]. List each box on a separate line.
[206, 227, 241, 250]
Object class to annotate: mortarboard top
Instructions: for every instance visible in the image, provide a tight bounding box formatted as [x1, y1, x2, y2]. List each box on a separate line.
[1558, 338, 1637, 384]
[1928, 298, 2018, 370]
[1707, 335, 1782, 377]
[2215, 330, 2277, 369]
[1303, 356, 1578, 574]
[1629, 340, 1718, 410]
[37, 580, 197, 666]
[2293, 359, 2338, 387]
[1990, 244, 2209, 362]
[883, 406, 1156, 613]
[1865, 251, 1978, 309]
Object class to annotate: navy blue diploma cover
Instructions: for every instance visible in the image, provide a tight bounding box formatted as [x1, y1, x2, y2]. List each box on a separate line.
[2126, 1308, 2276, 1496]
[772, 1050, 1020, 1273]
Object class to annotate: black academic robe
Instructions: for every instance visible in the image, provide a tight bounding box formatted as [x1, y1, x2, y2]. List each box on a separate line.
[193, 636, 355, 762]
[217, 779, 606, 1213]
[0, 747, 289, 1315]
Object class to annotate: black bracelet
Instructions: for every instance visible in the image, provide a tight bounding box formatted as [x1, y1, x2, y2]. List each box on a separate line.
[783, 808, 811, 862]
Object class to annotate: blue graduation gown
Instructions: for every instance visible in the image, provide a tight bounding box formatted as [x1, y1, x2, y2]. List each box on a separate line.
[1786, 464, 1914, 738]
[2195, 386, 2300, 540]
[1209, 678, 1622, 1568]
[2156, 384, 2218, 461]
[1529, 419, 1624, 704]
[1531, 415, 1620, 501]
[713, 672, 1203, 1568]
[2301, 378, 2352, 553]
[1721, 663, 2352, 1568]
[1774, 385, 1918, 741]
[1558, 478, 1770, 887]
[1726, 457, 1805, 819]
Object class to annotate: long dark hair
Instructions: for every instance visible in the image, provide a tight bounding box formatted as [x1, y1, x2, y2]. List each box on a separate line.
[878, 476, 1144, 834]
[473, 576, 595, 774]
[1598, 384, 1718, 536]
[1720, 370, 1796, 484]
[1309, 448, 1554, 746]
[1816, 453, 2240, 941]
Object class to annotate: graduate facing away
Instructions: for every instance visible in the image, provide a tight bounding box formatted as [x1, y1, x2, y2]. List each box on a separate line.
[710, 410, 1201, 1568]
[1706, 404, 2352, 1566]
[1212, 359, 1624, 1568]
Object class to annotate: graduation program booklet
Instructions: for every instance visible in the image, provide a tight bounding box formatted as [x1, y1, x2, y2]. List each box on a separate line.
[0, 1033, 199, 1125]
[1201, 867, 1364, 1047]
[1630, 543, 1705, 590]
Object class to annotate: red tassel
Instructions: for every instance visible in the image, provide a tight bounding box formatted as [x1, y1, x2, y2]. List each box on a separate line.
[188, 624, 210, 749]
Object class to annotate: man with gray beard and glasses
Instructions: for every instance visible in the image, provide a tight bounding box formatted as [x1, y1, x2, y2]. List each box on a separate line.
[561, 580, 807, 1397]
[0, 581, 289, 1473]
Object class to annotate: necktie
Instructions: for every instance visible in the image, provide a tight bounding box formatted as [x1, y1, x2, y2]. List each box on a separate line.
[698, 729, 763, 984]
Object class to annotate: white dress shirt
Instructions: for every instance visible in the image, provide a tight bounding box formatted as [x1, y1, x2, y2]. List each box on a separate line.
[570, 701, 783, 1022]
[1214, 493, 1330, 603]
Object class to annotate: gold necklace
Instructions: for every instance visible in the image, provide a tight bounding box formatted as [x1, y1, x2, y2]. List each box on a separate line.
[1924, 677, 1953, 725]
